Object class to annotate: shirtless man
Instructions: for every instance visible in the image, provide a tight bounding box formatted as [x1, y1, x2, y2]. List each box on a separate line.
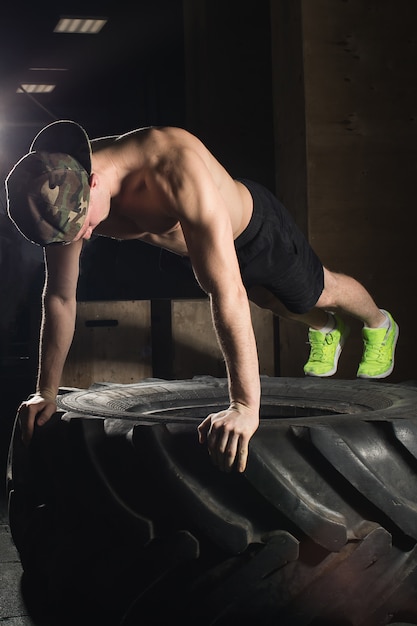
[5, 120, 399, 473]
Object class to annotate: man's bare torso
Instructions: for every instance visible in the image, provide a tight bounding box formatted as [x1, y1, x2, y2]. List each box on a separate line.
[90, 127, 253, 256]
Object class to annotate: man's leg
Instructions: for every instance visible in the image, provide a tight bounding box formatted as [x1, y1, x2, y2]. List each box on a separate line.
[248, 267, 399, 378]
[248, 284, 349, 377]
[314, 268, 386, 327]
[311, 268, 399, 378]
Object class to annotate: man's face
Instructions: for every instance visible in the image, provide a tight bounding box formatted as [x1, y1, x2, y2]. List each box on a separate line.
[46, 208, 94, 246]
[72, 187, 106, 242]
[70, 173, 110, 243]
[72, 206, 96, 241]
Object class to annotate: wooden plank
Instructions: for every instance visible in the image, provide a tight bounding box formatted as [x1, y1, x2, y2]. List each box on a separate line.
[61, 300, 152, 388]
[171, 299, 275, 379]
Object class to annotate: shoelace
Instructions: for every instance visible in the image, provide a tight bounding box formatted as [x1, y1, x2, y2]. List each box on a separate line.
[309, 333, 336, 361]
[363, 333, 388, 363]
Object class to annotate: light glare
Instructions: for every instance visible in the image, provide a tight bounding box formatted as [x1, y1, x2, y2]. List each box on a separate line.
[54, 17, 107, 34]
[17, 84, 56, 93]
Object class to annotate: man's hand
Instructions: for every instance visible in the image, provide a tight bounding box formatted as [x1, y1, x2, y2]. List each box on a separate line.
[18, 394, 57, 446]
[197, 402, 259, 473]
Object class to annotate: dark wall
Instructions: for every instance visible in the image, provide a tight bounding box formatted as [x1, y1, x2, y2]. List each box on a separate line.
[0, 0, 188, 494]
[75, 0, 276, 303]
[272, 0, 417, 381]
[183, 0, 275, 189]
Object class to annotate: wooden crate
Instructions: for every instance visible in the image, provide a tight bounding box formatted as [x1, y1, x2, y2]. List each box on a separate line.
[62, 298, 276, 389]
[171, 299, 276, 379]
[61, 300, 152, 388]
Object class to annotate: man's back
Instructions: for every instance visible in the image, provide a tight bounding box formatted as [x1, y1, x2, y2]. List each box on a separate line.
[89, 126, 253, 253]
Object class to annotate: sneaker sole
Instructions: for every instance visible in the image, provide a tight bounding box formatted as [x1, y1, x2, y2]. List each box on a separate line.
[357, 323, 399, 379]
[305, 325, 350, 378]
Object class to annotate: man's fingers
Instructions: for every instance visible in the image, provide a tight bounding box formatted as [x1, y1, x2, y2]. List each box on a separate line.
[197, 415, 212, 444]
[37, 406, 55, 425]
[236, 442, 248, 473]
[223, 434, 240, 472]
[17, 399, 56, 446]
[198, 407, 257, 473]
[206, 423, 225, 469]
[207, 426, 240, 473]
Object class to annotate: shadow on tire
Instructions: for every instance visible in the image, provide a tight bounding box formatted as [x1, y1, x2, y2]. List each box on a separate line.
[7, 376, 417, 625]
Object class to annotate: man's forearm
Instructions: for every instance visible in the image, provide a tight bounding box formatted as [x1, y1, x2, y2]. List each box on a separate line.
[36, 296, 77, 398]
[210, 290, 261, 411]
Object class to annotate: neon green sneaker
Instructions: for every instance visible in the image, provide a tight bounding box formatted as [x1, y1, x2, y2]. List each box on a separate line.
[357, 310, 399, 379]
[304, 315, 349, 377]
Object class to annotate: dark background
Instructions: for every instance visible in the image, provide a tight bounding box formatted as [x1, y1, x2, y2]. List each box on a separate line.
[0, 0, 276, 495]
[1, 0, 417, 497]
[0, 0, 188, 497]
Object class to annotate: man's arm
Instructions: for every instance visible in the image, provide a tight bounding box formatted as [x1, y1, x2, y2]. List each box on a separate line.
[197, 276, 261, 473]
[18, 240, 82, 444]
[149, 140, 261, 472]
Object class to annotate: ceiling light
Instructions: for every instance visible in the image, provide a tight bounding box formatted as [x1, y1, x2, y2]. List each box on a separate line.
[29, 67, 68, 72]
[17, 84, 56, 94]
[54, 17, 107, 34]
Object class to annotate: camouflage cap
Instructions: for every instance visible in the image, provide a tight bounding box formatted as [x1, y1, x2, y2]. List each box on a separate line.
[5, 120, 92, 246]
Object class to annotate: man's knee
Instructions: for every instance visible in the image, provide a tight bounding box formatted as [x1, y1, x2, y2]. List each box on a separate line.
[315, 289, 334, 310]
[316, 267, 341, 309]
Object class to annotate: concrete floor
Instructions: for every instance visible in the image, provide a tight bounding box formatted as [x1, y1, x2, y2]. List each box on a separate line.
[0, 496, 36, 625]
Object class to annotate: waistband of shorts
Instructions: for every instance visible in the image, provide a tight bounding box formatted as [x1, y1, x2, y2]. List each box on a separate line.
[234, 179, 264, 249]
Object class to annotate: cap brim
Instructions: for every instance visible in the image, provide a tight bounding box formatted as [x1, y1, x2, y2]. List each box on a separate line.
[30, 120, 92, 175]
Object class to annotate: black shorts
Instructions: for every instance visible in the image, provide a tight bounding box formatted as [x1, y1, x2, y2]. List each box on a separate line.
[234, 179, 324, 314]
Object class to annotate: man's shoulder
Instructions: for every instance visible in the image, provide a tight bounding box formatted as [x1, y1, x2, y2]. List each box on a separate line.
[90, 127, 161, 154]
[94, 126, 195, 150]
[91, 127, 203, 171]
[91, 134, 120, 153]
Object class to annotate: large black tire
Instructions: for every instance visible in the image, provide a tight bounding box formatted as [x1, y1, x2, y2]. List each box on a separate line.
[7, 376, 417, 626]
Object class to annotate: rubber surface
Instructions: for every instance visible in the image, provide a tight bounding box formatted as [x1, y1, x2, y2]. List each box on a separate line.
[7, 376, 417, 625]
